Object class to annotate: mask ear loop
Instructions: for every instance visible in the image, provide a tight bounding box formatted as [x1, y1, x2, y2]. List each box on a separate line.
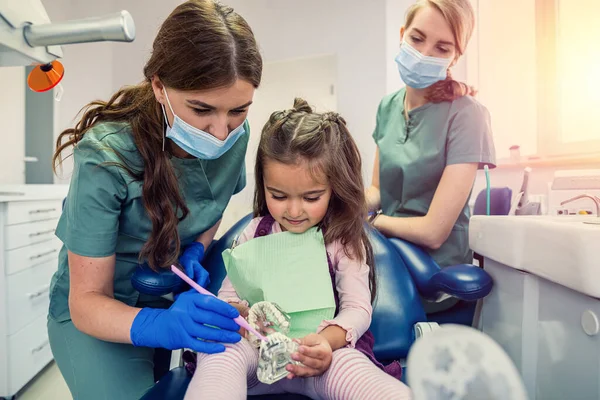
[161, 88, 176, 153]
[161, 104, 167, 152]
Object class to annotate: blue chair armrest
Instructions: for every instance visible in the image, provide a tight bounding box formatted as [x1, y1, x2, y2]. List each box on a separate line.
[429, 264, 493, 301]
[387, 237, 439, 291]
[131, 263, 184, 297]
[388, 237, 492, 301]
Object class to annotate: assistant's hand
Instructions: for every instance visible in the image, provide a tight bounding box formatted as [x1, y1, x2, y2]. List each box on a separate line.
[286, 333, 333, 378]
[130, 290, 241, 354]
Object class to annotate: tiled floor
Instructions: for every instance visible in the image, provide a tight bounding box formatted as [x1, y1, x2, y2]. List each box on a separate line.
[16, 362, 72, 400]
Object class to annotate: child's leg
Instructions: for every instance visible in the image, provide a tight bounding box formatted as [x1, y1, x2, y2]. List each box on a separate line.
[308, 348, 412, 400]
[184, 339, 260, 400]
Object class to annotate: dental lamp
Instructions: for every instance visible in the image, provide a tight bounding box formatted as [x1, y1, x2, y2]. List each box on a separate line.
[0, 0, 135, 92]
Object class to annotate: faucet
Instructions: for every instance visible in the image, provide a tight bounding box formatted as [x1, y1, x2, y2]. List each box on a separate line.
[560, 194, 600, 217]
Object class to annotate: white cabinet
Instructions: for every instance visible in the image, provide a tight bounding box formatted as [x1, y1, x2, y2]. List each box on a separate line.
[0, 185, 68, 399]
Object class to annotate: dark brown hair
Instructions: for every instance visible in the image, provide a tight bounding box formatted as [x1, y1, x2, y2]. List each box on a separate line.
[53, 0, 263, 270]
[405, 0, 477, 102]
[254, 98, 377, 302]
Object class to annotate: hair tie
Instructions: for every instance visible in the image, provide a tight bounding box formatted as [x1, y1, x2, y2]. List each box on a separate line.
[324, 112, 346, 126]
[274, 109, 294, 123]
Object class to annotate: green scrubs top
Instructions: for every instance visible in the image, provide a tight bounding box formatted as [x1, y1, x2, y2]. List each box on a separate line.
[373, 88, 495, 267]
[48, 121, 248, 322]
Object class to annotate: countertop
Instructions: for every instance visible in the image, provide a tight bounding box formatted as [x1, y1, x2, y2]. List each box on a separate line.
[0, 184, 69, 202]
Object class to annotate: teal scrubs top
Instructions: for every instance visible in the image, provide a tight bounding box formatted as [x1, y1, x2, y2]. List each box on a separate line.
[49, 121, 248, 322]
[373, 88, 496, 267]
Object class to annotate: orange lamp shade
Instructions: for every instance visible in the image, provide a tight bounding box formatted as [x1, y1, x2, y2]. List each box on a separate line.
[28, 60, 64, 92]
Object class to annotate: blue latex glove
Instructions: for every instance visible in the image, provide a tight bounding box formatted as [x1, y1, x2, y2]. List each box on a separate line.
[178, 242, 210, 290]
[130, 290, 241, 353]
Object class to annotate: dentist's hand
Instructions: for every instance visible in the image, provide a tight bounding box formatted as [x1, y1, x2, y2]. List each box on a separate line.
[130, 290, 241, 353]
[229, 303, 250, 337]
[177, 242, 210, 293]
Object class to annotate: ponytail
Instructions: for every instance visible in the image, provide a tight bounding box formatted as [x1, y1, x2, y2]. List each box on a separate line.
[425, 70, 477, 103]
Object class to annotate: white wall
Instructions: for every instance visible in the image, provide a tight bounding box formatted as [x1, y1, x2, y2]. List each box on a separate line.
[43, 0, 118, 182]
[385, 0, 409, 95]
[474, 0, 537, 160]
[106, 0, 388, 185]
[109, 0, 176, 90]
[0, 67, 26, 184]
[19, 0, 592, 218]
[39, 0, 389, 187]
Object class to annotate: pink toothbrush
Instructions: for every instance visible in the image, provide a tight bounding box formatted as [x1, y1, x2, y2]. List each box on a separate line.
[170, 265, 268, 342]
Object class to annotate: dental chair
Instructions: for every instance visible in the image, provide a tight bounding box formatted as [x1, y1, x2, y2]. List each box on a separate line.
[137, 214, 493, 400]
[393, 187, 510, 326]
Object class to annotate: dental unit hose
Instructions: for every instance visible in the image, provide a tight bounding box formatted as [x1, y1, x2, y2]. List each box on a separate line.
[484, 165, 490, 216]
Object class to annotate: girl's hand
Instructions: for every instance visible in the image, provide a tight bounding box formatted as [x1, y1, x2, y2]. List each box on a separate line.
[286, 333, 332, 378]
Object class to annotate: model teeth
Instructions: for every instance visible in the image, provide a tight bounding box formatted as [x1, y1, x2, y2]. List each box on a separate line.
[247, 301, 292, 348]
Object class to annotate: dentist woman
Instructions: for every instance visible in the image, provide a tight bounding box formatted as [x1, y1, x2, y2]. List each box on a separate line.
[47, 1, 262, 398]
[367, 0, 496, 312]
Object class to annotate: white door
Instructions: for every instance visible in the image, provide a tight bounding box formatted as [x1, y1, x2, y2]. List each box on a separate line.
[218, 54, 338, 236]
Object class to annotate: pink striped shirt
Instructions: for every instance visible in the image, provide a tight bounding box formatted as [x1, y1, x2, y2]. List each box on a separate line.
[218, 216, 373, 347]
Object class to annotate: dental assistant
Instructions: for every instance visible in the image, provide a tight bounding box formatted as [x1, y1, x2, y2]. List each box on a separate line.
[366, 0, 496, 310]
[46, 1, 263, 399]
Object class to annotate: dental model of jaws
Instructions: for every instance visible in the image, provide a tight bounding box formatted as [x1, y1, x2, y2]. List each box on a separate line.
[248, 301, 302, 384]
[170, 265, 268, 342]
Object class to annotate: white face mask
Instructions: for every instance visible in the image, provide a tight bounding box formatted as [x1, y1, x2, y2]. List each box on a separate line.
[395, 40, 452, 89]
[162, 89, 246, 160]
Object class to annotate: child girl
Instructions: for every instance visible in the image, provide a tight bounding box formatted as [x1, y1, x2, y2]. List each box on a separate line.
[184, 98, 412, 399]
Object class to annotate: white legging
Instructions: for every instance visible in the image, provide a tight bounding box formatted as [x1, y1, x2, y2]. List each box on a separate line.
[184, 339, 412, 400]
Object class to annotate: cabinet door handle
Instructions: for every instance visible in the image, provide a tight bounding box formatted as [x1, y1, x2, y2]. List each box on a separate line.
[29, 229, 55, 237]
[29, 249, 58, 260]
[31, 340, 50, 354]
[29, 208, 57, 215]
[27, 284, 51, 300]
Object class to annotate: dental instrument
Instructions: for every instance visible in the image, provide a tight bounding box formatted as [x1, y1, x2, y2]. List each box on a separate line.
[560, 194, 600, 224]
[514, 167, 541, 215]
[517, 167, 531, 209]
[170, 265, 268, 342]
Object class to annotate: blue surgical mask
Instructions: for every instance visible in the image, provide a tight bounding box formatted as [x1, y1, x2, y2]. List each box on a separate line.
[395, 41, 452, 89]
[162, 89, 246, 160]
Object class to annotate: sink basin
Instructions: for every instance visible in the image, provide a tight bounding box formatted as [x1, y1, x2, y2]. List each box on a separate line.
[470, 215, 600, 298]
